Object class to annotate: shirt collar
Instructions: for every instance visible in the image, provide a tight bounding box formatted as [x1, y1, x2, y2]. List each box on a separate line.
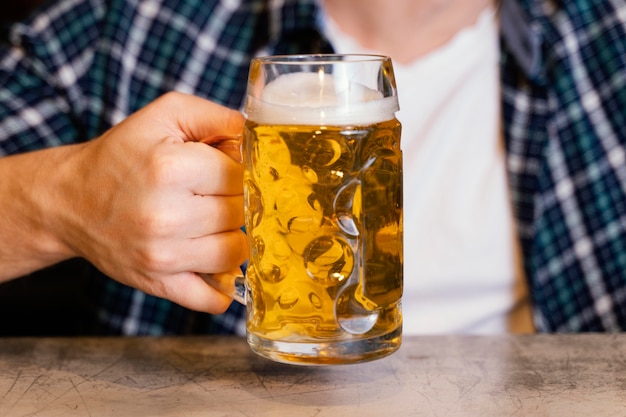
[499, 0, 545, 82]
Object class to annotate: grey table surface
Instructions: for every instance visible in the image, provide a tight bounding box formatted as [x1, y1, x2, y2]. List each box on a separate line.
[0, 334, 625, 416]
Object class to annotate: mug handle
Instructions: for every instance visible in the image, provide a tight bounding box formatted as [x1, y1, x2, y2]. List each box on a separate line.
[198, 272, 246, 305]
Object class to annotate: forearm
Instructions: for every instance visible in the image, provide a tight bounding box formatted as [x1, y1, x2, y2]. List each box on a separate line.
[0, 144, 80, 282]
[0, 93, 247, 314]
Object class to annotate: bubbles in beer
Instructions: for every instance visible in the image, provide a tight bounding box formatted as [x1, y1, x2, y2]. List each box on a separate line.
[244, 180, 263, 229]
[301, 165, 319, 183]
[308, 292, 323, 309]
[333, 179, 361, 237]
[336, 284, 379, 335]
[251, 235, 265, 262]
[243, 70, 402, 346]
[246, 268, 266, 327]
[278, 287, 300, 309]
[274, 183, 322, 234]
[299, 131, 353, 186]
[256, 130, 291, 179]
[306, 137, 342, 167]
[258, 262, 282, 283]
[255, 234, 292, 283]
[304, 236, 354, 286]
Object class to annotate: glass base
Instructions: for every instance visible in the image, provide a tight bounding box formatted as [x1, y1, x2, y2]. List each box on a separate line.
[247, 326, 402, 366]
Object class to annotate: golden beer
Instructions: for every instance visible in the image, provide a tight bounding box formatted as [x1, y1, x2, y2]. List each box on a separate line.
[243, 55, 402, 364]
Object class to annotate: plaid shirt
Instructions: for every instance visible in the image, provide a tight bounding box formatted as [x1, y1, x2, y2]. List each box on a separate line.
[501, 0, 626, 331]
[1, 0, 625, 334]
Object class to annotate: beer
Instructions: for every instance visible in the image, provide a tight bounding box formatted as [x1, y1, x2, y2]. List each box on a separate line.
[242, 67, 403, 364]
[244, 120, 403, 363]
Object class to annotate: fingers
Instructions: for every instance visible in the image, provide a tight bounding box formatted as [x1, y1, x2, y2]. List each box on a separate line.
[210, 137, 242, 163]
[179, 141, 243, 196]
[160, 271, 235, 314]
[198, 268, 244, 301]
[82, 93, 250, 314]
[128, 229, 248, 312]
[187, 194, 244, 238]
[142, 142, 244, 238]
[139, 194, 243, 242]
[193, 229, 249, 273]
[149, 92, 245, 144]
[133, 227, 248, 276]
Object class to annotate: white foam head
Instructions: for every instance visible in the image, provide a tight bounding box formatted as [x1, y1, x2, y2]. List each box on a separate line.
[246, 72, 399, 126]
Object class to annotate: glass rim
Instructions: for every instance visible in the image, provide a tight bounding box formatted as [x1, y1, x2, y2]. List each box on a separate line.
[252, 53, 392, 65]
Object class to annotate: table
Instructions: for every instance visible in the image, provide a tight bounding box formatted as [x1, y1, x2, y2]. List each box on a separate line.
[1, 334, 625, 416]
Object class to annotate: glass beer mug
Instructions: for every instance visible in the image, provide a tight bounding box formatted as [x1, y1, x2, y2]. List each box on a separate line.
[212, 54, 403, 365]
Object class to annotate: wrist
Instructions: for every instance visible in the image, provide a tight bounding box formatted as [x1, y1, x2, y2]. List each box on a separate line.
[0, 145, 80, 280]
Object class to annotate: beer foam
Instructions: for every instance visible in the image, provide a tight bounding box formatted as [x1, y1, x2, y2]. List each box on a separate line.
[246, 72, 399, 125]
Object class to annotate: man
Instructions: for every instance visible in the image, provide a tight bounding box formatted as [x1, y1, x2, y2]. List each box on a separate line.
[1, 0, 624, 335]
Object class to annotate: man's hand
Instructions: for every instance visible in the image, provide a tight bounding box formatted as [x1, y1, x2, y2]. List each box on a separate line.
[0, 92, 248, 314]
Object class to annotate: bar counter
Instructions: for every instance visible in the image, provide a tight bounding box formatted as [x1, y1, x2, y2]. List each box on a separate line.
[1, 334, 625, 416]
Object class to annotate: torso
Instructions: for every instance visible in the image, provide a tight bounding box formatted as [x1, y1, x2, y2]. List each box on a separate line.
[321, 2, 535, 334]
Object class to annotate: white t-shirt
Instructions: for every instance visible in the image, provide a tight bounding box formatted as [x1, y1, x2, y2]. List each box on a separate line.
[322, 6, 535, 334]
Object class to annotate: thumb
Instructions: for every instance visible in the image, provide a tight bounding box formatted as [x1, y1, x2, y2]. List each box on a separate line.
[164, 92, 244, 163]
[202, 136, 242, 163]
[150, 92, 245, 145]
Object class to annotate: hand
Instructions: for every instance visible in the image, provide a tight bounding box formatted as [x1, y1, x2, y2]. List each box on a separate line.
[51, 92, 248, 313]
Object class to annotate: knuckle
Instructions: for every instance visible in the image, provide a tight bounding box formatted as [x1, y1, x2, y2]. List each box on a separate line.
[223, 231, 249, 267]
[147, 150, 180, 187]
[135, 205, 178, 238]
[158, 91, 185, 106]
[137, 244, 177, 274]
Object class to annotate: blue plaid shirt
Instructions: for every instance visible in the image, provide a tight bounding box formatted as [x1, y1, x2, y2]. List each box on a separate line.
[501, 0, 626, 331]
[1, 0, 625, 334]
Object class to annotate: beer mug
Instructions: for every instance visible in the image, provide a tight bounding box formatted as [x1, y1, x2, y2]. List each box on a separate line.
[209, 54, 403, 365]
